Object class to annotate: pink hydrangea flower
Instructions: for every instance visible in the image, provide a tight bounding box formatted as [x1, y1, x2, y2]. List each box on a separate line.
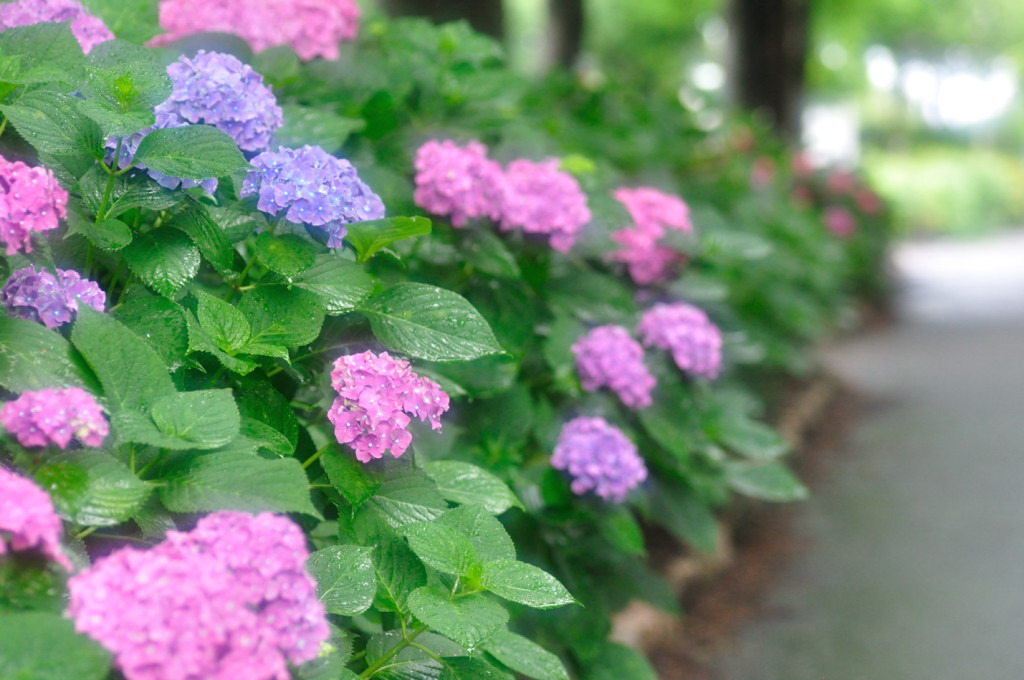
[0, 467, 71, 570]
[327, 350, 450, 463]
[790, 151, 814, 178]
[499, 158, 591, 252]
[612, 187, 692, 239]
[750, 156, 777, 189]
[0, 0, 113, 53]
[637, 302, 723, 380]
[2, 265, 106, 329]
[152, 0, 360, 61]
[572, 325, 655, 410]
[0, 156, 68, 255]
[823, 205, 856, 238]
[608, 187, 693, 285]
[67, 511, 329, 680]
[856, 188, 882, 215]
[413, 140, 505, 227]
[551, 417, 647, 503]
[827, 169, 857, 195]
[608, 228, 685, 286]
[0, 387, 109, 449]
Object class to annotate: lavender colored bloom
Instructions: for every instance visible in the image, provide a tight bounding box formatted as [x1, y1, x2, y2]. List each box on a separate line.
[0, 387, 109, 449]
[0, 156, 68, 255]
[67, 511, 329, 680]
[413, 140, 505, 227]
[0, 467, 71, 569]
[0, 0, 113, 53]
[572, 325, 655, 410]
[551, 417, 647, 503]
[327, 350, 450, 463]
[499, 158, 591, 253]
[2, 265, 105, 329]
[637, 302, 723, 380]
[242, 145, 385, 248]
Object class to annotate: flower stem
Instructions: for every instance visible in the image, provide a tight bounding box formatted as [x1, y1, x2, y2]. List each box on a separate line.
[302, 444, 331, 470]
[359, 627, 426, 678]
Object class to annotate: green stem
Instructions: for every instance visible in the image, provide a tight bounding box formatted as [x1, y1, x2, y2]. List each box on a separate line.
[359, 627, 426, 679]
[0, 117, 7, 139]
[136, 451, 166, 479]
[94, 137, 123, 222]
[74, 526, 99, 541]
[302, 444, 331, 470]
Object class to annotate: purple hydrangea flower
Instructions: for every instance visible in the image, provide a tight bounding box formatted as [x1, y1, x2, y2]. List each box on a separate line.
[327, 350, 450, 463]
[0, 156, 68, 255]
[551, 417, 647, 503]
[0, 387, 109, 449]
[0, 0, 113, 54]
[2, 265, 105, 329]
[67, 511, 329, 680]
[413, 140, 505, 228]
[637, 302, 723, 380]
[499, 158, 591, 253]
[0, 467, 71, 570]
[572, 325, 655, 410]
[242, 145, 385, 248]
[152, 0, 361, 62]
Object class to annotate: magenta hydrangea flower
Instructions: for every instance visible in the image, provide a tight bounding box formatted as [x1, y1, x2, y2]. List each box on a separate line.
[2, 265, 105, 329]
[608, 228, 684, 286]
[823, 205, 856, 238]
[612, 187, 692, 239]
[572, 325, 655, 410]
[551, 417, 647, 503]
[413, 140, 505, 228]
[637, 302, 723, 380]
[608, 187, 692, 285]
[0, 0, 113, 53]
[152, 0, 360, 61]
[0, 467, 71, 569]
[327, 350, 450, 463]
[0, 387, 109, 449]
[499, 158, 591, 253]
[242, 145, 385, 248]
[0, 156, 68, 255]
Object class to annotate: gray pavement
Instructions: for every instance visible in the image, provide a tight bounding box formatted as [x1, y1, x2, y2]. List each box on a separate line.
[709, 232, 1024, 680]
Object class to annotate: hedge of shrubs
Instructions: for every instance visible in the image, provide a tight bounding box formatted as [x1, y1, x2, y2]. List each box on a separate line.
[0, 1, 890, 679]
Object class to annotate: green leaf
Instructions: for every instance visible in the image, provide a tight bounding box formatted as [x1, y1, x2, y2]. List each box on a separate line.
[0, 612, 111, 680]
[724, 461, 809, 502]
[195, 290, 251, 353]
[372, 535, 427, 615]
[169, 200, 236, 274]
[36, 450, 153, 527]
[184, 310, 258, 376]
[274, 104, 365, 151]
[403, 522, 480, 577]
[407, 586, 508, 649]
[362, 470, 448, 529]
[236, 380, 299, 457]
[322, 446, 380, 507]
[80, 0, 161, 43]
[292, 254, 375, 314]
[423, 461, 522, 515]
[599, 507, 646, 556]
[442, 658, 513, 680]
[483, 630, 569, 680]
[435, 506, 515, 562]
[66, 212, 133, 251]
[209, 204, 266, 242]
[345, 217, 431, 263]
[239, 286, 326, 347]
[366, 630, 443, 680]
[463, 229, 520, 279]
[77, 166, 181, 220]
[0, 90, 103, 158]
[82, 40, 172, 117]
[111, 294, 189, 371]
[583, 642, 658, 680]
[359, 283, 502, 362]
[0, 22, 85, 85]
[254, 232, 317, 277]
[159, 450, 320, 517]
[122, 227, 201, 298]
[479, 559, 575, 609]
[149, 389, 241, 449]
[0, 317, 87, 391]
[133, 125, 250, 180]
[716, 418, 790, 461]
[647, 480, 719, 554]
[306, 545, 377, 616]
[76, 99, 154, 139]
[71, 305, 176, 412]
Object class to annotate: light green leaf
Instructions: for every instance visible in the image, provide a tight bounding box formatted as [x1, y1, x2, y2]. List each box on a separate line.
[195, 290, 251, 353]
[122, 227, 201, 297]
[366, 630, 443, 680]
[345, 216, 431, 263]
[0, 612, 110, 680]
[717, 418, 790, 461]
[403, 522, 480, 577]
[66, 212, 133, 252]
[0, 22, 85, 85]
[306, 545, 377, 616]
[423, 461, 522, 515]
[239, 286, 326, 347]
[435, 506, 515, 563]
[724, 461, 809, 502]
[479, 559, 575, 610]
[0, 90, 103, 158]
[133, 125, 250, 180]
[0, 317, 87, 391]
[254, 231, 317, 277]
[407, 586, 508, 649]
[371, 535, 427, 616]
[77, 166, 180, 220]
[149, 389, 240, 449]
[483, 630, 570, 680]
[36, 450, 153, 527]
[292, 254, 375, 314]
[362, 470, 448, 529]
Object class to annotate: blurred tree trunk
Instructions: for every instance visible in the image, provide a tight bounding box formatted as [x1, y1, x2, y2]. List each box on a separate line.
[548, 0, 584, 69]
[730, 0, 809, 139]
[378, 0, 505, 39]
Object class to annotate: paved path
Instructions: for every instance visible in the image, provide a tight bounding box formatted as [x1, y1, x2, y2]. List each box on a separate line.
[710, 232, 1024, 680]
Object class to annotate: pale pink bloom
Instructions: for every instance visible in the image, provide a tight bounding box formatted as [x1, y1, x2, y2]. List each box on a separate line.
[0, 467, 71, 570]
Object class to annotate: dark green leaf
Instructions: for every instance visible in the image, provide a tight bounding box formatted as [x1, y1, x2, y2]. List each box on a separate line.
[322, 446, 380, 507]
[209, 204, 266, 243]
[583, 642, 658, 680]
[647, 480, 719, 554]
[423, 461, 522, 514]
[403, 522, 480, 577]
[407, 586, 508, 649]
[372, 535, 427, 615]
[0, 90, 103, 158]
[195, 290, 251, 353]
[483, 630, 570, 680]
[0, 22, 85, 85]
[275, 104, 365, 151]
[442, 657, 512, 680]
[36, 450, 153, 527]
[0, 612, 110, 680]
[122, 227, 201, 297]
[463, 229, 520, 278]
[717, 418, 790, 461]
[435, 506, 515, 562]
[599, 507, 646, 556]
[479, 559, 575, 609]
[184, 310, 258, 376]
[254, 231, 317, 277]
[239, 286, 326, 347]
[724, 461, 809, 502]
[292, 254, 375, 314]
[366, 630, 443, 680]
[306, 545, 377, 616]
[77, 166, 180, 220]
[0, 317, 87, 391]
[149, 389, 241, 449]
[362, 470, 448, 529]
[168, 200, 236, 274]
[133, 124, 250, 180]
[236, 380, 299, 457]
[66, 212, 133, 251]
[345, 217, 431, 263]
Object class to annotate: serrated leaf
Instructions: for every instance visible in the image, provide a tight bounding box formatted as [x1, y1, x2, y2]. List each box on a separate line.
[407, 586, 508, 649]
[169, 199, 236, 274]
[0, 22, 85, 85]
[0, 317, 87, 391]
[480, 559, 575, 609]
[483, 630, 570, 680]
[81, 40, 171, 119]
[77, 99, 154, 138]
[724, 461, 809, 502]
[77, 166, 180, 220]
[254, 231, 317, 277]
[239, 286, 326, 347]
[122, 227, 201, 297]
[366, 630, 443, 680]
[372, 535, 427, 615]
[403, 522, 480, 577]
[195, 290, 251, 353]
[149, 389, 240, 449]
[36, 450, 153, 527]
[133, 124, 250, 180]
[306, 545, 377, 616]
[359, 283, 503, 362]
[322, 446, 380, 507]
[292, 254, 375, 314]
[0, 612, 111, 680]
[184, 310, 258, 375]
[159, 450, 320, 517]
[362, 470, 448, 529]
[66, 210, 133, 251]
[345, 216, 431, 263]
[274, 104, 365, 151]
[0, 90, 103, 158]
[423, 461, 522, 515]
[441, 657, 513, 680]
[236, 380, 298, 457]
[436, 506, 515, 562]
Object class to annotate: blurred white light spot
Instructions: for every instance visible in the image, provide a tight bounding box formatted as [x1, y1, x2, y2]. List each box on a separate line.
[692, 62, 725, 91]
[865, 45, 898, 91]
[701, 16, 728, 48]
[695, 109, 724, 131]
[820, 42, 848, 70]
[802, 103, 860, 167]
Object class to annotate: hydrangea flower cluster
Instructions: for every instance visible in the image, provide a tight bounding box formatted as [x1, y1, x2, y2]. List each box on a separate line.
[153, 0, 361, 61]
[823, 205, 856, 238]
[413, 140, 504, 227]
[0, 387, 109, 449]
[637, 302, 723, 380]
[499, 158, 591, 253]
[551, 417, 647, 503]
[2, 265, 105, 328]
[609, 187, 693, 286]
[67, 511, 329, 680]
[0, 0, 113, 53]
[0, 467, 71, 570]
[327, 350, 450, 463]
[0, 155, 68, 255]
[110, 121, 219, 193]
[609, 229, 683, 287]
[242, 145, 385, 248]
[572, 325, 655, 410]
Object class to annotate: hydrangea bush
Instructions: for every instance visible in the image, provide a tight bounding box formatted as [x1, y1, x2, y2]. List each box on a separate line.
[0, 4, 890, 679]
